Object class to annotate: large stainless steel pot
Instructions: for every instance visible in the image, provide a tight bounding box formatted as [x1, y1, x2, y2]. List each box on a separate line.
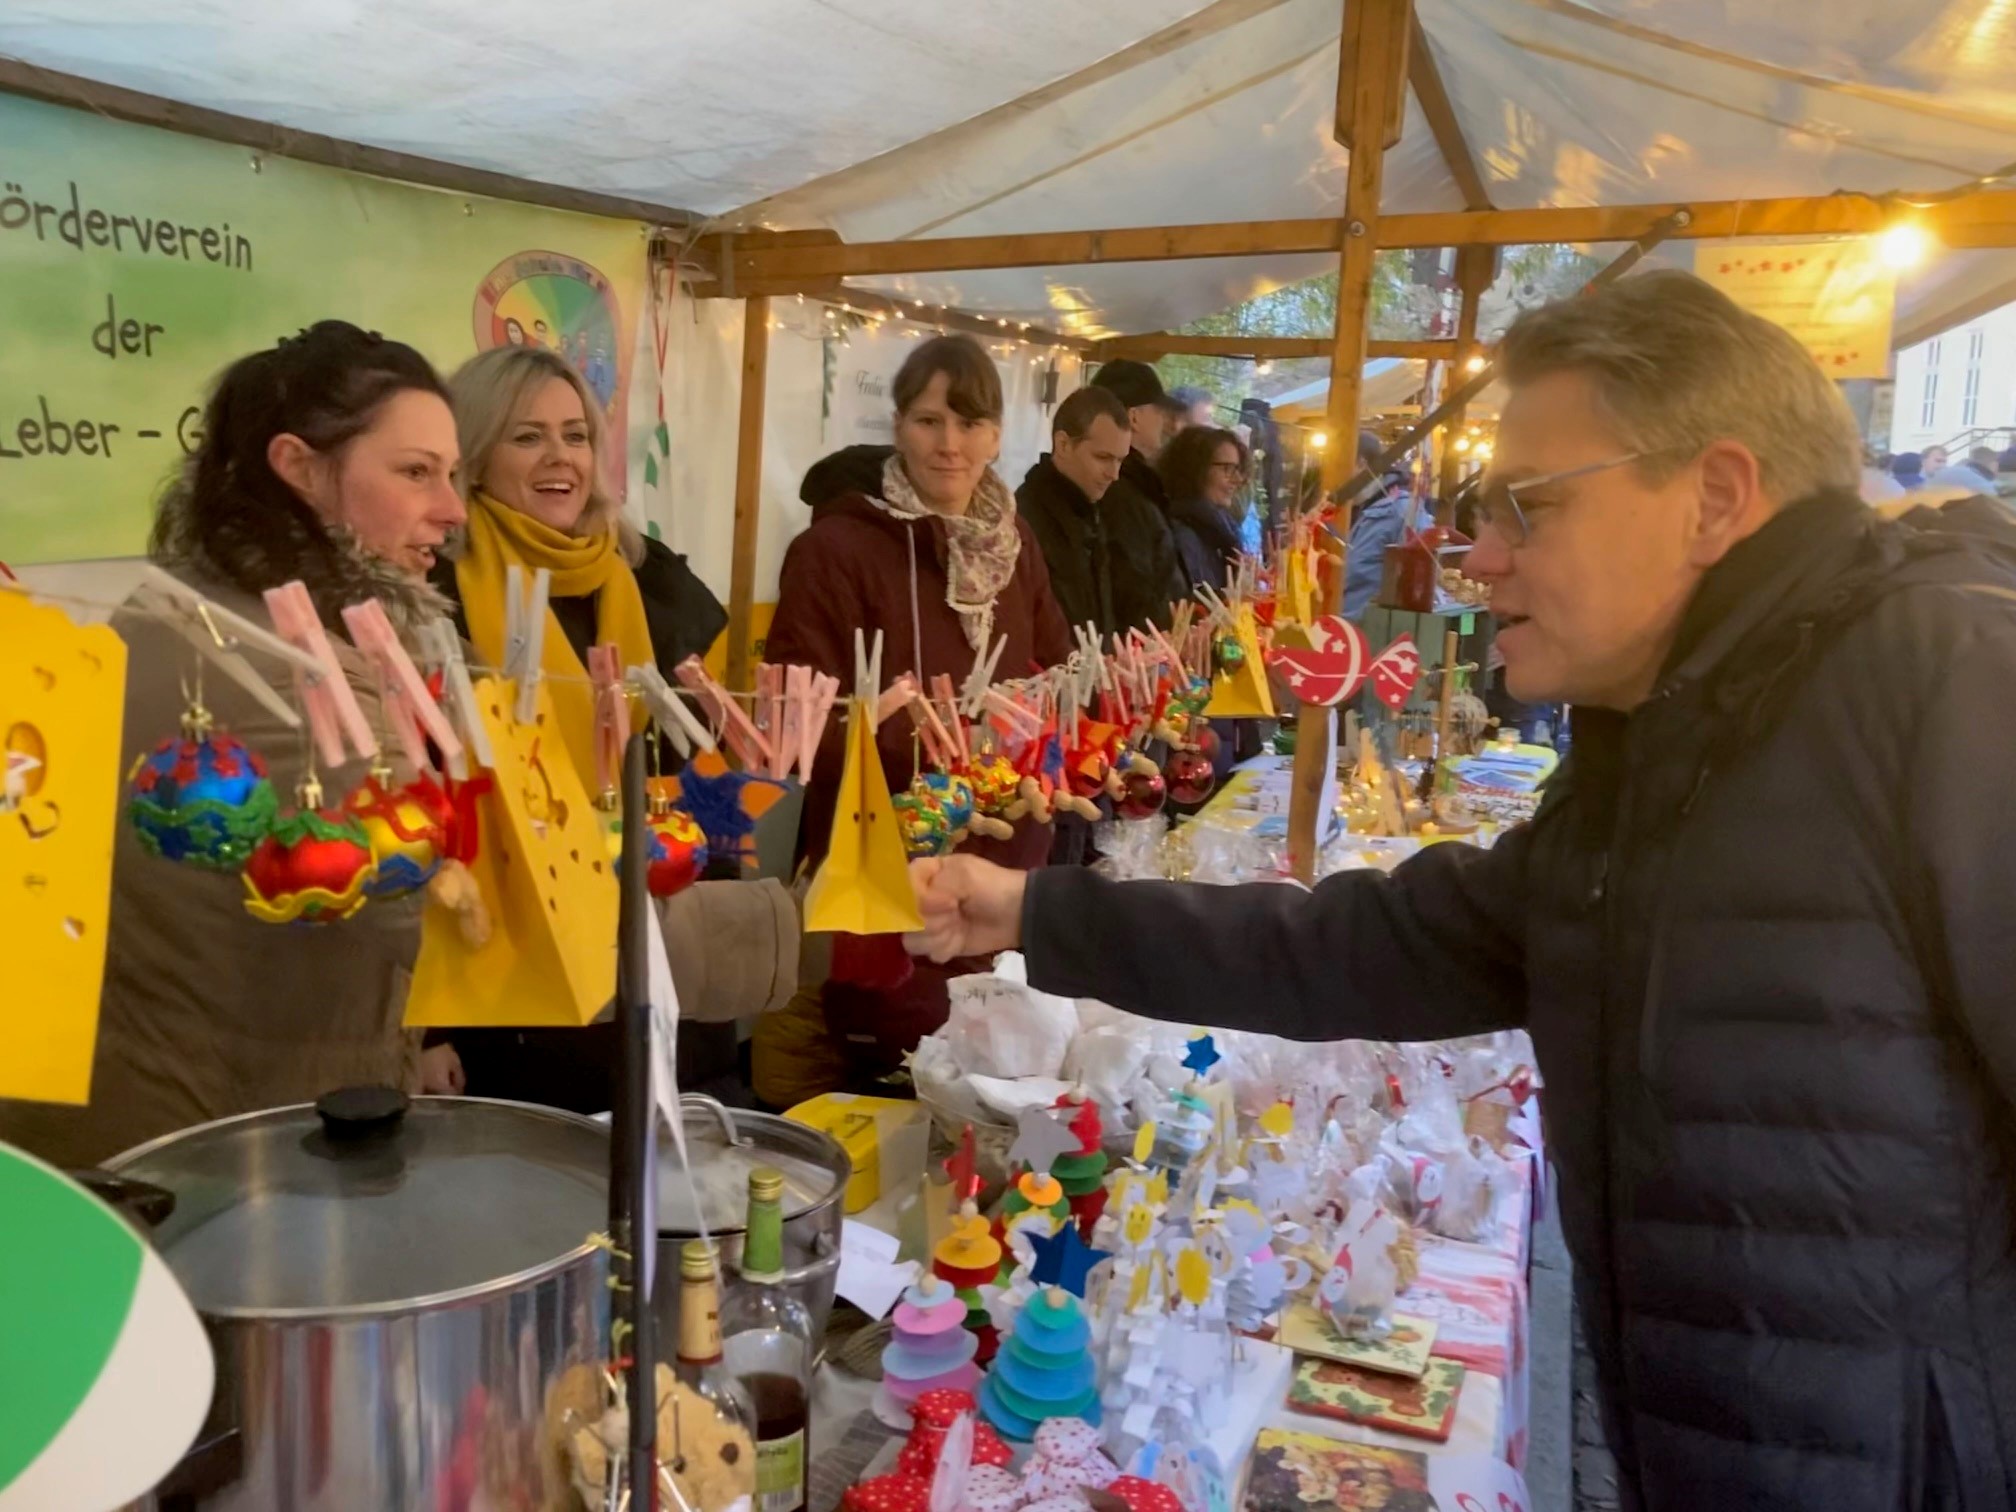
[655, 1095, 848, 1360]
[104, 1089, 610, 1511]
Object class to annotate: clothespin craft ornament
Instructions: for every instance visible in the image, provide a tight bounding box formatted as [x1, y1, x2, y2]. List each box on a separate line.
[1204, 604, 1274, 719]
[1, 589, 128, 1105]
[804, 631, 923, 935]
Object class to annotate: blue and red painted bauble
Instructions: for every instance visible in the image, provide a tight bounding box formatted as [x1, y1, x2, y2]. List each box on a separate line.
[344, 772, 454, 899]
[128, 727, 278, 869]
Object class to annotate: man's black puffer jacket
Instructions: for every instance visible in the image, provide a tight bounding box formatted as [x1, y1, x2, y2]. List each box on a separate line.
[1025, 492, 2016, 1510]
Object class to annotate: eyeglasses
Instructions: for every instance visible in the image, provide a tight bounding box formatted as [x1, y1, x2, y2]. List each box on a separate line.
[1473, 452, 1649, 547]
[1208, 460, 1247, 476]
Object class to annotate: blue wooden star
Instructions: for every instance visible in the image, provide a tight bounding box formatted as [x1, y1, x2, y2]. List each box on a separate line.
[1181, 1033, 1222, 1076]
[1027, 1222, 1110, 1297]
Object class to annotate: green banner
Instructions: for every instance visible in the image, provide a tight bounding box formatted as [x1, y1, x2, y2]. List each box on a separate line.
[0, 93, 650, 565]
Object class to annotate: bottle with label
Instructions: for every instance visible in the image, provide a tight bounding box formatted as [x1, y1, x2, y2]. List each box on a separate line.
[721, 1167, 814, 1512]
[675, 1238, 758, 1512]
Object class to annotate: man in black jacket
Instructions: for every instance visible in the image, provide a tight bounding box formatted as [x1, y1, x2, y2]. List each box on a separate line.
[1084, 359, 1187, 630]
[1018, 386, 1139, 636]
[909, 272, 2016, 1511]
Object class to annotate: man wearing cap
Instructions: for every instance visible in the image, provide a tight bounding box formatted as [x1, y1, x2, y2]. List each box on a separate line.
[1065, 359, 1184, 633]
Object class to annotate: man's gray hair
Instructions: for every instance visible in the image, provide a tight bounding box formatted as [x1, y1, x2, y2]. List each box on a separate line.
[1497, 269, 1863, 504]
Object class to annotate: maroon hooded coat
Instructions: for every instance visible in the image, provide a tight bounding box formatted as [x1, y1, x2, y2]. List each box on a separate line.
[766, 471, 1073, 1072]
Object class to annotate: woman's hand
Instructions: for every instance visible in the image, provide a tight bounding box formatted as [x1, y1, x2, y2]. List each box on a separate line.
[905, 856, 1029, 963]
[419, 1043, 466, 1095]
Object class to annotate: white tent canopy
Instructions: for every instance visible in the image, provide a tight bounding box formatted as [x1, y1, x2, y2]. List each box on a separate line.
[8, 0, 2014, 340]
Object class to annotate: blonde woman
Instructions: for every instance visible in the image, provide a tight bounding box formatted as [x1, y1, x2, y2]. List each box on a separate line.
[431, 346, 794, 1112]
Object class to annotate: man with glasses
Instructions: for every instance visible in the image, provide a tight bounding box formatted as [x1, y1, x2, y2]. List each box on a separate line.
[908, 270, 2016, 1509]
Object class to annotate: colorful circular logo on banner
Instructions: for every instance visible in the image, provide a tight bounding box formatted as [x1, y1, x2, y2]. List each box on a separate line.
[473, 251, 629, 490]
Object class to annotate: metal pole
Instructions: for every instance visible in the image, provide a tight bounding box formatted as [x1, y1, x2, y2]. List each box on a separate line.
[610, 731, 658, 1509]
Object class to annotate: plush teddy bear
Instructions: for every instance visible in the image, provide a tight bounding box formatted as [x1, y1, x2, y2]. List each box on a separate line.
[656, 1366, 755, 1512]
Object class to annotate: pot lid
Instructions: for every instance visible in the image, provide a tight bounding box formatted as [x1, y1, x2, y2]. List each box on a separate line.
[656, 1100, 844, 1235]
[106, 1092, 609, 1316]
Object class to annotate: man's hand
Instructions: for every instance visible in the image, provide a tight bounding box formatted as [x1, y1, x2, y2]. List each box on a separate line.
[905, 855, 1029, 963]
[418, 1042, 466, 1095]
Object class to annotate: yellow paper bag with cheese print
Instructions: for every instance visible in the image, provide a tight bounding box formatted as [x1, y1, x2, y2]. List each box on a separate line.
[0, 592, 126, 1104]
[405, 676, 617, 1027]
[803, 699, 922, 935]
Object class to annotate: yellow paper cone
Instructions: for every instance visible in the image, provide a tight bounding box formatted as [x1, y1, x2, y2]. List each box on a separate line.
[1205, 605, 1276, 718]
[0, 593, 126, 1104]
[803, 699, 922, 935]
[405, 677, 617, 1027]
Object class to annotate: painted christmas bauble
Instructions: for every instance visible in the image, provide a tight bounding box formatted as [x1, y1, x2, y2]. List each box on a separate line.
[1117, 769, 1167, 820]
[893, 779, 952, 858]
[965, 754, 1020, 817]
[128, 731, 279, 870]
[345, 775, 453, 899]
[1066, 749, 1110, 800]
[1216, 636, 1245, 671]
[242, 807, 377, 925]
[922, 770, 977, 836]
[1164, 748, 1216, 806]
[1195, 722, 1223, 764]
[646, 809, 709, 897]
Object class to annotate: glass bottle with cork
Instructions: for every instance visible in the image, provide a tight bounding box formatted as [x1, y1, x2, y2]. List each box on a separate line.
[721, 1166, 814, 1512]
[673, 1238, 757, 1512]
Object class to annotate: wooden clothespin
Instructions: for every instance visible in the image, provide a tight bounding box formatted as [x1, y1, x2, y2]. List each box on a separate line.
[585, 643, 631, 803]
[958, 634, 1009, 719]
[131, 566, 319, 731]
[421, 621, 495, 777]
[263, 580, 378, 771]
[775, 664, 809, 781]
[852, 628, 885, 726]
[877, 672, 921, 730]
[501, 565, 552, 726]
[929, 674, 970, 767]
[341, 600, 463, 778]
[672, 655, 770, 769]
[627, 664, 716, 759]
[804, 671, 841, 778]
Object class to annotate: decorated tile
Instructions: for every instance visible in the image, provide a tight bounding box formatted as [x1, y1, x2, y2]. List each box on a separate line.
[1278, 1301, 1438, 1379]
[1284, 1357, 1464, 1443]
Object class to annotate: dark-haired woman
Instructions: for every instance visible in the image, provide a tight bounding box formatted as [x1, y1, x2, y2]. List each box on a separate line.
[1157, 425, 1251, 595]
[0, 322, 466, 1167]
[756, 335, 1071, 1099]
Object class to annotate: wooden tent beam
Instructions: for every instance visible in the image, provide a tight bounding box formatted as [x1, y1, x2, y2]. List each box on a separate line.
[1290, 0, 1411, 886]
[726, 297, 771, 691]
[1091, 335, 1456, 360]
[702, 188, 2016, 287]
[1408, 13, 1493, 211]
[1437, 244, 1498, 503]
[1, 60, 702, 228]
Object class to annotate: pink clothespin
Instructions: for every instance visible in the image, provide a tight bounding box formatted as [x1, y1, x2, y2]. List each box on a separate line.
[755, 663, 785, 776]
[586, 643, 631, 798]
[673, 655, 770, 771]
[264, 581, 377, 771]
[341, 600, 463, 777]
[777, 664, 810, 781]
[907, 688, 956, 768]
[803, 670, 840, 776]
[877, 672, 921, 729]
[930, 674, 969, 766]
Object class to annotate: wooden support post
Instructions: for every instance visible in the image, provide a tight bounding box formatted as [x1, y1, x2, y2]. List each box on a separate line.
[1437, 244, 1497, 509]
[727, 296, 770, 691]
[1290, 0, 1411, 886]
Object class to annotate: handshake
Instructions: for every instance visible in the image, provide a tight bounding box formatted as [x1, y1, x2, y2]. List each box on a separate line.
[904, 856, 1029, 963]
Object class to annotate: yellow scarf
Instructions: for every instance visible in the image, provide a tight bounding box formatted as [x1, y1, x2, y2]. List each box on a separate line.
[456, 490, 656, 794]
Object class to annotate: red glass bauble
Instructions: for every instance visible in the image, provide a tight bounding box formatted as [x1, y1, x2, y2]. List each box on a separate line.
[1195, 722, 1223, 763]
[1117, 769, 1167, 820]
[1066, 751, 1110, 800]
[1165, 749, 1216, 806]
